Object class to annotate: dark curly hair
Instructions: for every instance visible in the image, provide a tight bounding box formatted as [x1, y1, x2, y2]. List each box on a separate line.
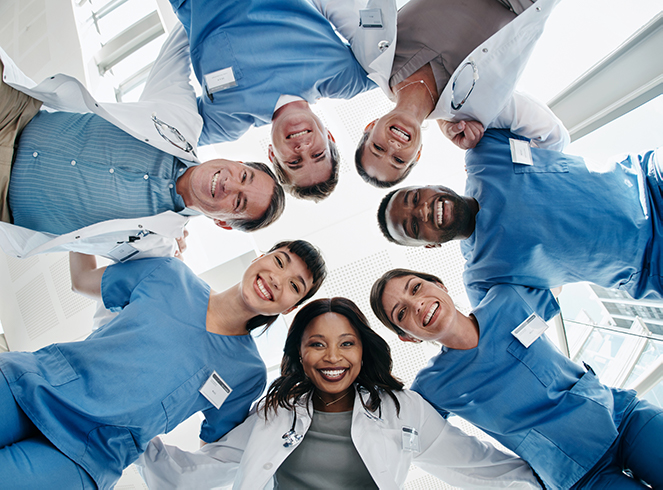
[262, 297, 403, 418]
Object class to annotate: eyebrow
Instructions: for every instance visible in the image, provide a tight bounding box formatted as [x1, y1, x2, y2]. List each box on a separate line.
[281, 251, 308, 292]
[389, 277, 413, 321]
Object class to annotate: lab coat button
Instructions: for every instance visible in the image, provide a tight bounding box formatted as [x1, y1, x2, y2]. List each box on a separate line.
[482, 48, 488, 53]
[109, 168, 114, 174]
[32, 152, 38, 157]
[143, 174, 149, 180]
[378, 40, 390, 51]
[71, 160, 76, 166]
[263, 463, 273, 470]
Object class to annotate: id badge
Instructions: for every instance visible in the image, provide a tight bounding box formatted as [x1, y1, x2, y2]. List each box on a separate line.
[509, 138, 533, 165]
[199, 371, 232, 409]
[107, 242, 140, 262]
[401, 426, 420, 452]
[359, 8, 383, 28]
[511, 312, 548, 348]
[204, 67, 237, 100]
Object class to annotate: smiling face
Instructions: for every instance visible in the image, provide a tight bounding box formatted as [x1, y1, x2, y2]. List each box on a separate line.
[270, 105, 333, 188]
[178, 159, 274, 227]
[240, 247, 313, 317]
[385, 185, 476, 246]
[300, 312, 363, 399]
[360, 112, 422, 184]
[380, 275, 458, 344]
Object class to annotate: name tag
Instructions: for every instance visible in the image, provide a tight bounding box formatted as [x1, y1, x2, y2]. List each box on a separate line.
[199, 371, 232, 409]
[511, 312, 548, 348]
[204, 67, 237, 96]
[509, 138, 533, 165]
[107, 242, 139, 262]
[359, 8, 383, 28]
[401, 426, 420, 452]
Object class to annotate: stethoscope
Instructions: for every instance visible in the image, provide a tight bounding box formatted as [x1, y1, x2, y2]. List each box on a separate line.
[449, 59, 479, 111]
[281, 403, 383, 448]
[152, 113, 197, 158]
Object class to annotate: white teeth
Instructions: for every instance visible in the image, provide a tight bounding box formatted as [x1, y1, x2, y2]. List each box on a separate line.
[320, 368, 346, 378]
[257, 277, 272, 300]
[424, 303, 439, 326]
[287, 130, 310, 139]
[436, 200, 444, 226]
[211, 172, 219, 197]
[390, 126, 410, 141]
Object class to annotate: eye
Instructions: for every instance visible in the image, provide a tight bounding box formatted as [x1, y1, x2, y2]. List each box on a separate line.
[309, 341, 324, 348]
[411, 219, 419, 238]
[413, 191, 419, 205]
[287, 158, 301, 167]
[235, 195, 241, 210]
[397, 307, 406, 322]
[373, 143, 385, 152]
[341, 340, 355, 347]
[290, 281, 300, 294]
[312, 151, 324, 159]
[241, 171, 247, 183]
[413, 282, 421, 294]
[275, 256, 284, 268]
[394, 156, 405, 164]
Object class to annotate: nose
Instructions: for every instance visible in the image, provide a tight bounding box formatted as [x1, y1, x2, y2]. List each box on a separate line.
[325, 345, 342, 363]
[416, 201, 430, 222]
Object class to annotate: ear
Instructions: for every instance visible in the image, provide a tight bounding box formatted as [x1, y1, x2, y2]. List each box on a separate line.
[364, 119, 377, 132]
[424, 243, 441, 249]
[213, 219, 233, 231]
[398, 334, 422, 344]
[415, 145, 422, 162]
[267, 145, 275, 163]
[327, 130, 336, 143]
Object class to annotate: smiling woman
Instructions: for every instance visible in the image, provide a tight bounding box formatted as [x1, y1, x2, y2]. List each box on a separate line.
[0, 240, 326, 490]
[138, 297, 542, 489]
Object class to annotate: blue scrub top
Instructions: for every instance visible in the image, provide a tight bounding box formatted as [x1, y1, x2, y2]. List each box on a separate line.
[411, 284, 636, 488]
[461, 130, 662, 306]
[0, 258, 266, 489]
[170, 0, 376, 144]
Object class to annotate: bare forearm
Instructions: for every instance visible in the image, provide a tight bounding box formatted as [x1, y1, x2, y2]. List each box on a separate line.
[69, 252, 105, 301]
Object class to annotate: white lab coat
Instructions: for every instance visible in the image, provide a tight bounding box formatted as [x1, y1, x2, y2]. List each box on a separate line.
[0, 23, 202, 260]
[336, 0, 569, 151]
[137, 389, 540, 490]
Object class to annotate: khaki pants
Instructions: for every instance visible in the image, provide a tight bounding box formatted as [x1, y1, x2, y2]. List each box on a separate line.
[0, 60, 42, 223]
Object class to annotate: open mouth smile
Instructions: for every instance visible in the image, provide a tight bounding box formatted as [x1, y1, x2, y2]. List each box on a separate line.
[319, 368, 348, 381]
[211, 171, 220, 197]
[423, 302, 439, 326]
[287, 129, 311, 139]
[255, 276, 273, 301]
[390, 125, 411, 142]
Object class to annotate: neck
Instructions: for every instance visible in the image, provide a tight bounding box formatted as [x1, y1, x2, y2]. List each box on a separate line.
[206, 285, 255, 336]
[312, 387, 355, 413]
[447, 312, 480, 350]
[392, 64, 438, 121]
[458, 197, 479, 239]
[175, 167, 194, 209]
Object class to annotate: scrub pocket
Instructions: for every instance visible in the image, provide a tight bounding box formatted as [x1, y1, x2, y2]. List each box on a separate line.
[161, 365, 214, 433]
[191, 31, 243, 101]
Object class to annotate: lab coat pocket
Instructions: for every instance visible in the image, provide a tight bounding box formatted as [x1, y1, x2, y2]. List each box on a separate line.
[162, 366, 213, 433]
[506, 338, 555, 387]
[33, 345, 79, 386]
[513, 148, 570, 174]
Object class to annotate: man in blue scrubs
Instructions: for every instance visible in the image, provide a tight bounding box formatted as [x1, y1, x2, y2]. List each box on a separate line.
[168, 0, 378, 201]
[377, 128, 663, 305]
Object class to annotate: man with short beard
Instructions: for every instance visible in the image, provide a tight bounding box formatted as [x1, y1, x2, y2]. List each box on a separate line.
[377, 128, 663, 306]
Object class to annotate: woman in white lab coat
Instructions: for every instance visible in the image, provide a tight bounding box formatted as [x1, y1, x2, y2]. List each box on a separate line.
[138, 297, 541, 489]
